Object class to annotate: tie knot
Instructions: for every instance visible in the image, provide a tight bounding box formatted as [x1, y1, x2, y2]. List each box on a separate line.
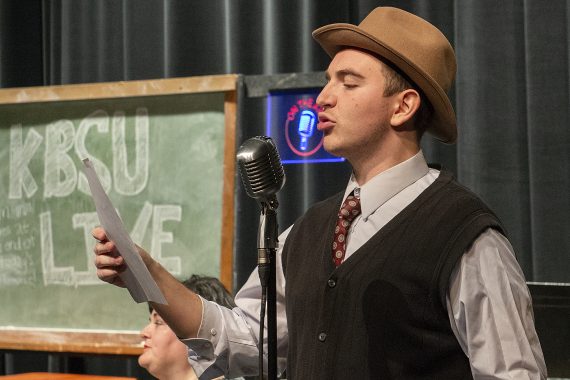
[338, 194, 361, 222]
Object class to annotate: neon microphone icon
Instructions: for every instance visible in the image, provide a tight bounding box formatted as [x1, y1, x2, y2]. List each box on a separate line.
[297, 110, 316, 151]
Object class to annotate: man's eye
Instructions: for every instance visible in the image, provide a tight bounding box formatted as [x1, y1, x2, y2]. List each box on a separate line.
[344, 83, 357, 88]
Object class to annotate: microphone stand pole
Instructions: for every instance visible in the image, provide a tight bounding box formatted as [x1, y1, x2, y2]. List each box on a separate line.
[258, 201, 278, 380]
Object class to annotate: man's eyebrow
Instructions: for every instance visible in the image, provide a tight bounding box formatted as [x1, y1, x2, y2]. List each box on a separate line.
[325, 69, 365, 80]
[337, 69, 365, 79]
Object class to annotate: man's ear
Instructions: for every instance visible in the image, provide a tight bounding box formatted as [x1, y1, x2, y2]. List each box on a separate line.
[390, 89, 420, 127]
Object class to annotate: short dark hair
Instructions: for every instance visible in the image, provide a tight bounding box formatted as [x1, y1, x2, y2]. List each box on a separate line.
[182, 274, 236, 309]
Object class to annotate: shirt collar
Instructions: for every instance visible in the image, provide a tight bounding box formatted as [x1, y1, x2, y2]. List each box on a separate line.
[343, 150, 429, 220]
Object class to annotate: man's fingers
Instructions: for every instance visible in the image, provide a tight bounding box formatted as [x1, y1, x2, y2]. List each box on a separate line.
[94, 251, 124, 268]
[91, 226, 108, 242]
[96, 267, 119, 280]
[96, 266, 127, 288]
[91, 227, 127, 288]
[93, 240, 123, 268]
[93, 240, 117, 256]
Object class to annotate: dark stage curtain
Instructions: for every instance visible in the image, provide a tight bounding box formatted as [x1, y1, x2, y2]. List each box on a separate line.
[1, 0, 568, 285]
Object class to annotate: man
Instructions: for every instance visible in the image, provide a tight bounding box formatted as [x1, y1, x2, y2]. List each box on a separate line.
[94, 7, 547, 379]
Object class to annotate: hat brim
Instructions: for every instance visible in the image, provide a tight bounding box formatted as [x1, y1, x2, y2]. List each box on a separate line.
[313, 23, 457, 143]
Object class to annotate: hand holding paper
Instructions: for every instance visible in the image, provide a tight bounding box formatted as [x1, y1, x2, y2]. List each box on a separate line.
[83, 158, 167, 305]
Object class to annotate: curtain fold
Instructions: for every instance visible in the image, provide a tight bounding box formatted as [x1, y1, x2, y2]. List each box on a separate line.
[0, 0, 568, 283]
[523, 1, 570, 281]
[0, 0, 43, 87]
[455, 1, 534, 276]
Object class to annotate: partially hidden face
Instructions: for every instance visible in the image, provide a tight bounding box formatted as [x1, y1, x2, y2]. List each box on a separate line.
[138, 309, 190, 377]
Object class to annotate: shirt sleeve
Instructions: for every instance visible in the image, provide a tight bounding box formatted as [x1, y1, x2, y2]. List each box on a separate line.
[446, 228, 548, 380]
[181, 226, 292, 379]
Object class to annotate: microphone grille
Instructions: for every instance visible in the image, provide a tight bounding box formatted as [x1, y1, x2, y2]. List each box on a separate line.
[237, 136, 285, 200]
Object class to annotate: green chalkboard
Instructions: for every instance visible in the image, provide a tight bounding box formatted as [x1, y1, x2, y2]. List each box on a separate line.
[0, 77, 237, 339]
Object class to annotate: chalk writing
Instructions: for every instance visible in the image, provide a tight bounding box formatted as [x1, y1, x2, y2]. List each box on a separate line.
[1, 107, 182, 287]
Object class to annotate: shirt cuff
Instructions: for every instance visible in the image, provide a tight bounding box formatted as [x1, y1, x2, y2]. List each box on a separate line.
[180, 295, 220, 360]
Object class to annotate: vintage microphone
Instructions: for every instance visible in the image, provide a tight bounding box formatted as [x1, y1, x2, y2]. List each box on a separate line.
[236, 136, 285, 380]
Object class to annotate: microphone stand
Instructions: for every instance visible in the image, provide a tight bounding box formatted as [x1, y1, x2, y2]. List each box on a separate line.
[258, 200, 278, 380]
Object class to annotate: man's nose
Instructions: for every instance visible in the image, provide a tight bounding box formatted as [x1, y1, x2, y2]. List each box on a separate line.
[316, 83, 335, 110]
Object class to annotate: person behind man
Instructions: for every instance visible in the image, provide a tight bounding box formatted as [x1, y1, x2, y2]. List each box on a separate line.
[93, 7, 547, 379]
[139, 275, 241, 380]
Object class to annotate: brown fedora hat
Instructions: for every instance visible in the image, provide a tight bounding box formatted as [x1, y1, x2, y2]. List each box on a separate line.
[312, 7, 457, 143]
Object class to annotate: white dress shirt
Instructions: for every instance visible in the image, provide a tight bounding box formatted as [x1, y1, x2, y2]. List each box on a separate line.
[183, 151, 547, 379]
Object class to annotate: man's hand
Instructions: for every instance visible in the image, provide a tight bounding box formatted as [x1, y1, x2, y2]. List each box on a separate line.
[92, 226, 203, 338]
[92, 226, 127, 287]
[92, 226, 155, 288]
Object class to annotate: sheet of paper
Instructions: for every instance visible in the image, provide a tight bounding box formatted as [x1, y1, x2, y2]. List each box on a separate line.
[82, 158, 167, 305]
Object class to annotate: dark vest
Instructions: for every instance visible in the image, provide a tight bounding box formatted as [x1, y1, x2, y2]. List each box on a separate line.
[282, 171, 505, 380]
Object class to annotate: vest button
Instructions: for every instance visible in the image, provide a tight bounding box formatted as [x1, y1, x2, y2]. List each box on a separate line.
[327, 279, 336, 288]
[318, 332, 327, 342]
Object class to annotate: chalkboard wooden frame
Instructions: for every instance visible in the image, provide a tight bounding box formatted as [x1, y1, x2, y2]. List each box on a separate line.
[0, 74, 238, 355]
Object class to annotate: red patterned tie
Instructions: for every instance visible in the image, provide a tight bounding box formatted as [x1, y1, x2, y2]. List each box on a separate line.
[332, 190, 361, 267]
